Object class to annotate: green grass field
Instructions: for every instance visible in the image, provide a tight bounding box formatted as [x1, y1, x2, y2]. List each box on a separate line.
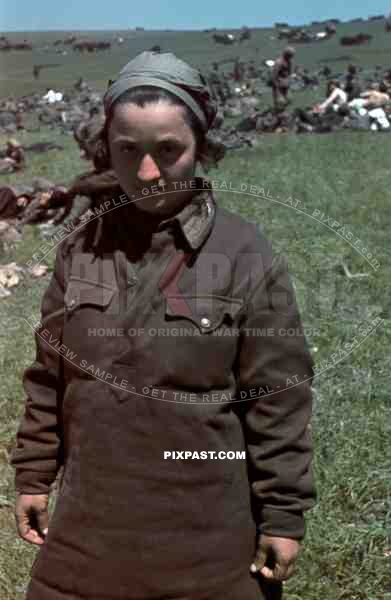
[0, 20, 391, 600]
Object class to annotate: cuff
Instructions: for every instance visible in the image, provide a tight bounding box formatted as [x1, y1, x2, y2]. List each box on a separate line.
[258, 507, 306, 540]
[14, 469, 57, 495]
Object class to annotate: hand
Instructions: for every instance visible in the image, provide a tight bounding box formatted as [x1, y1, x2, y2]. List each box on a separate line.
[15, 493, 49, 546]
[16, 195, 30, 208]
[250, 534, 300, 582]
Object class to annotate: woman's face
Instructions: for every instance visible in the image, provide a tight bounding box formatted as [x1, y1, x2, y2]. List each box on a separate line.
[107, 100, 198, 217]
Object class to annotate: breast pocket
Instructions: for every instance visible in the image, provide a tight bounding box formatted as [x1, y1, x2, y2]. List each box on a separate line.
[165, 294, 243, 333]
[62, 277, 120, 371]
[64, 276, 117, 313]
[147, 295, 244, 389]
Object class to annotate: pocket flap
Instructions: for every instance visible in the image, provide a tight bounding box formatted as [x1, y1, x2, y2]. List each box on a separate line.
[165, 295, 243, 333]
[64, 277, 116, 312]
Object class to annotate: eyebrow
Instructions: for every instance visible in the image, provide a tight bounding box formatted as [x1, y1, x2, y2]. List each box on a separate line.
[112, 135, 184, 144]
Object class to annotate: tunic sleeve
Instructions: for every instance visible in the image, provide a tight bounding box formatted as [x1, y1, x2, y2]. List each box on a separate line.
[235, 244, 316, 540]
[10, 246, 67, 494]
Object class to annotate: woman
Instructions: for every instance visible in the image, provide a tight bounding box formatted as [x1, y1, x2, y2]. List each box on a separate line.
[11, 51, 315, 600]
[316, 80, 347, 113]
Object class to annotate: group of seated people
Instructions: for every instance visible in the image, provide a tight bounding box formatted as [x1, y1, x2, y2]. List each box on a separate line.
[312, 64, 391, 130]
[316, 80, 390, 113]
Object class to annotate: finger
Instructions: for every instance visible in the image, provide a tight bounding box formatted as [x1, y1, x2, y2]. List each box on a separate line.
[15, 512, 45, 545]
[273, 562, 289, 582]
[271, 561, 295, 582]
[15, 505, 30, 536]
[35, 508, 49, 538]
[15, 504, 47, 545]
[260, 566, 275, 579]
[250, 545, 268, 573]
[21, 528, 46, 546]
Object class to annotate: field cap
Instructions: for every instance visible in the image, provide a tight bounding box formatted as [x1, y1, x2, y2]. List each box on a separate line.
[283, 46, 296, 57]
[103, 51, 217, 131]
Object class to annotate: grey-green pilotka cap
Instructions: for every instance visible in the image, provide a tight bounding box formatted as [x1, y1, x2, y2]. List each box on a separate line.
[103, 51, 217, 132]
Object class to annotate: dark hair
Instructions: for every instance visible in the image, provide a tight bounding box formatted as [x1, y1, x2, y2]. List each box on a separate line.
[379, 81, 388, 93]
[326, 80, 339, 95]
[95, 86, 225, 172]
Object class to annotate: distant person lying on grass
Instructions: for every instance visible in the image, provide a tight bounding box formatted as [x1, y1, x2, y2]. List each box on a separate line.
[0, 179, 87, 226]
[294, 104, 350, 133]
[0, 185, 32, 220]
[0, 139, 25, 174]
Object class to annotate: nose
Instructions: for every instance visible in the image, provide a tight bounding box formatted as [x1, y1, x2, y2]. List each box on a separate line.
[137, 153, 161, 183]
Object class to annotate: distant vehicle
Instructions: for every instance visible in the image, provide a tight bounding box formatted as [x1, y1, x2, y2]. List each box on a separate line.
[277, 25, 336, 44]
[213, 33, 236, 45]
[340, 33, 372, 46]
[73, 40, 112, 52]
[0, 37, 32, 51]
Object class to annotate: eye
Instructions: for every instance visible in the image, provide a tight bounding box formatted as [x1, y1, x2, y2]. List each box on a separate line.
[158, 143, 181, 161]
[119, 143, 137, 155]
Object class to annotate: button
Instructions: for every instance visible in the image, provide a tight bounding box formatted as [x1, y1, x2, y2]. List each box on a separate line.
[200, 317, 211, 328]
[127, 276, 138, 287]
[68, 298, 76, 308]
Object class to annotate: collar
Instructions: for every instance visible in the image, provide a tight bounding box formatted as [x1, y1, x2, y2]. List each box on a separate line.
[91, 177, 216, 251]
[161, 178, 216, 250]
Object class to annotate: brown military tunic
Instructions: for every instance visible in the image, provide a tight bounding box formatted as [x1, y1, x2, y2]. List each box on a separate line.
[11, 179, 315, 599]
